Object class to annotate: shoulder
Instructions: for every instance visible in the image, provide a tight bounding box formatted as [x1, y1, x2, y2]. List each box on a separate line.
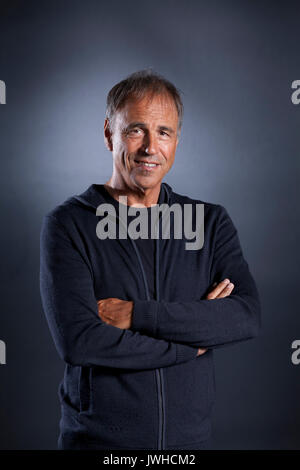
[41, 192, 83, 236]
[43, 183, 93, 224]
[170, 187, 226, 219]
[168, 187, 237, 238]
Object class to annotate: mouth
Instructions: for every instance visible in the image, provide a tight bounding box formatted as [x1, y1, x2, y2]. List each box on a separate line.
[133, 160, 161, 171]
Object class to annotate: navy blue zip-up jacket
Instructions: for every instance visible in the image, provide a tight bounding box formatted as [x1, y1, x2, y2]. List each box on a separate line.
[39, 182, 261, 450]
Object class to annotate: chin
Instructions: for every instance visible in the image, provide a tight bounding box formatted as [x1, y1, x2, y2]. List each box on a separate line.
[133, 177, 161, 190]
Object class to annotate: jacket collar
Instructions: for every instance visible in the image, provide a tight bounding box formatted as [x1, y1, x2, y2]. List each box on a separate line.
[72, 182, 173, 210]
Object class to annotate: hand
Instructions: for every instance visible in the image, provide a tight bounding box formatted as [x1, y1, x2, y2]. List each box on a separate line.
[97, 298, 133, 329]
[206, 278, 234, 300]
[196, 278, 235, 356]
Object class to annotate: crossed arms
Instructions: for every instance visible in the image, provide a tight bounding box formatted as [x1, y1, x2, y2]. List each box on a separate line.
[97, 279, 236, 357]
[39, 204, 261, 371]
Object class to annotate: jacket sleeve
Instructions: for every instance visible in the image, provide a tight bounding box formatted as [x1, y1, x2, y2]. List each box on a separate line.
[131, 204, 261, 349]
[39, 214, 198, 370]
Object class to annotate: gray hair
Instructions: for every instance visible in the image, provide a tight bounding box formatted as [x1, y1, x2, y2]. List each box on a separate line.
[105, 69, 184, 134]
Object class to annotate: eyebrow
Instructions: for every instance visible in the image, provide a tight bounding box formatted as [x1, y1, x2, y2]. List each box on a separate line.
[124, 122, 175, 135]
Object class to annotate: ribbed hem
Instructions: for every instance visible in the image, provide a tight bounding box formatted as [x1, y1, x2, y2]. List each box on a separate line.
[175, 343, 198, 364]
[131, 299, 159, 336]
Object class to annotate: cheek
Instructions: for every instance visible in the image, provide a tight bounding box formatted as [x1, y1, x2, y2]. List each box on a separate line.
[114, 140, 128, 163]
[127, 138, 141, 153]
[162, 143, 176, 164]
[120, 138, 138, 156]
[118, 141, 139, 168]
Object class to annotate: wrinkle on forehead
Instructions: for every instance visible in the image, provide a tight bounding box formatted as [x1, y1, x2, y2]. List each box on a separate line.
[116, 91, 179, 129]
[128, 91, 176, 113]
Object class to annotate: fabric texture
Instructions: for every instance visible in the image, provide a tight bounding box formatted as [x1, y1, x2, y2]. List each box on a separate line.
[39, 181, 261, 450]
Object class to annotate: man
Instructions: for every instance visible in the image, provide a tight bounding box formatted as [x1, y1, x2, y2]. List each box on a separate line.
[40, 70, 261, 450]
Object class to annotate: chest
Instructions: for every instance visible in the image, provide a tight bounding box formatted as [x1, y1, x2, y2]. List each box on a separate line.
[89, 234, 213, 303]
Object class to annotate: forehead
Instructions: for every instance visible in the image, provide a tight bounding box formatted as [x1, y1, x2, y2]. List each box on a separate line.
[116, 92, 178, 124]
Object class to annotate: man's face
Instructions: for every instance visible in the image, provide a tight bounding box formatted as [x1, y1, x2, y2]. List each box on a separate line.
[104, 92, 179, 192]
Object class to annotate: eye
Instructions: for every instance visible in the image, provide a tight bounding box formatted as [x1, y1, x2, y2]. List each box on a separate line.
[160, 130, 169, 137]
[128, 128, 143, 135]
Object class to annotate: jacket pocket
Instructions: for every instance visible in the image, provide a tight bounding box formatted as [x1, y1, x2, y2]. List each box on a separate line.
[165, 355, 214, 446]
[79, 366, 92, 413]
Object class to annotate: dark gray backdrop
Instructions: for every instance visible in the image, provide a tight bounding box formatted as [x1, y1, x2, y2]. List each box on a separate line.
[0, 0, 299, 449]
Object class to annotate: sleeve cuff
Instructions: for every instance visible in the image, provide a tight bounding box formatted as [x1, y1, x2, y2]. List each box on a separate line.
[131, 299, 159, 336]
[175, 343, 198, 364]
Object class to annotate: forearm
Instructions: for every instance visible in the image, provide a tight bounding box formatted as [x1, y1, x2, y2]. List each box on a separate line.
[131, 204, 262, 349]
[40, 214, 198, 370]
[131, 288, 261, 349]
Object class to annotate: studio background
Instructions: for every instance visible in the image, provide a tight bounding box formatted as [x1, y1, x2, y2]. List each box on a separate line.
[0, 0, 299, 449]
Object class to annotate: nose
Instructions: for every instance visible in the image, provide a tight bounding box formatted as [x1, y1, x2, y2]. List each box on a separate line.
[142, 131, 159, 155]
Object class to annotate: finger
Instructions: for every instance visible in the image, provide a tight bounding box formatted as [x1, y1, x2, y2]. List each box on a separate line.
[197, 348, 208, 356]
[215, 282, 234, 299]
[206, 279, 231, 299]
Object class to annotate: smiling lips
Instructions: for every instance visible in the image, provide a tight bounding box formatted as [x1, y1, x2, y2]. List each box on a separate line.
[134, 159, 161, 170]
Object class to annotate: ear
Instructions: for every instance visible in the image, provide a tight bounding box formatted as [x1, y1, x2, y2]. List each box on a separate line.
[175, 126, 181, 146]
[104, 118, 113, 151]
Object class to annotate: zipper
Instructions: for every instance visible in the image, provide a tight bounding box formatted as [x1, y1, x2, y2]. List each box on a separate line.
[97, 183, 170, 450]
[133, 237, 165, 449]
[123, 198, 166, 449]
[155, 229, 166, 450]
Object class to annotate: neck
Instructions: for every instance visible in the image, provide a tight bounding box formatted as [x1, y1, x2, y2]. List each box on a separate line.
[104, 175, 161, 208]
